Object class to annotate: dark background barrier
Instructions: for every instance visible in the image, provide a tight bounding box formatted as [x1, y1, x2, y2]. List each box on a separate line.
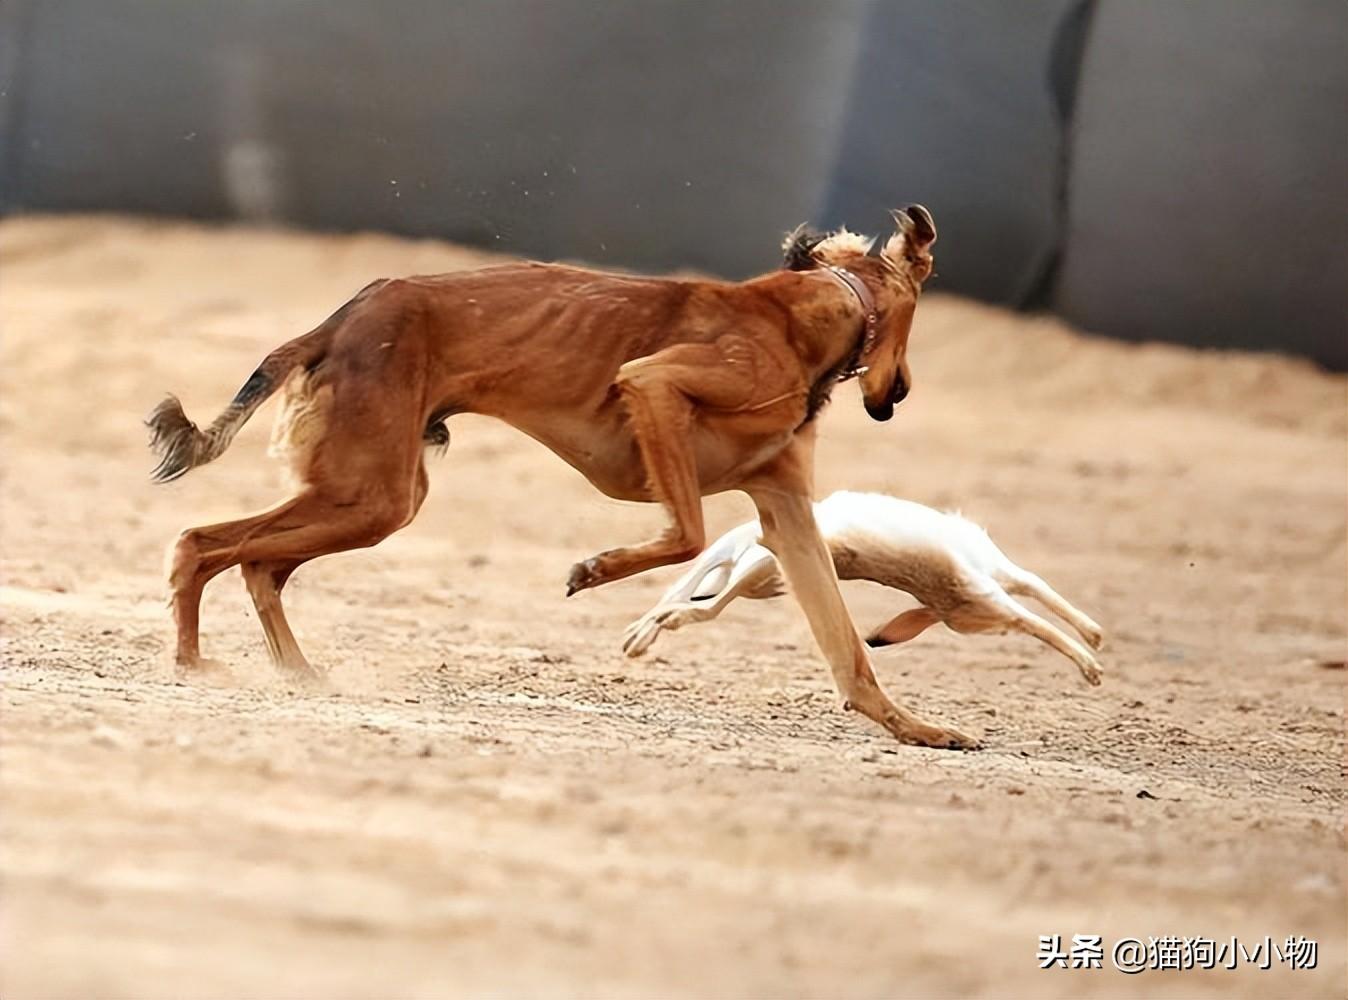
[823, 0, 1087, 307]
[1054, 0, 1347, 365]
[0, 0, 867, 278]
[2, 0, 1343, 367]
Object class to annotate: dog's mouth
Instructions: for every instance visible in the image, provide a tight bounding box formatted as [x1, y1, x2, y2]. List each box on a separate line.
[865, 375, 908, 422]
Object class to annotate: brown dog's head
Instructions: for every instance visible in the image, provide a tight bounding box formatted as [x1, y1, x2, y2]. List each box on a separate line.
[782, 205, 937, 421]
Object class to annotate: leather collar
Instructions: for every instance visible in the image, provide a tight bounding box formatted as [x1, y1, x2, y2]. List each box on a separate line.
[823, 265, 878, 380]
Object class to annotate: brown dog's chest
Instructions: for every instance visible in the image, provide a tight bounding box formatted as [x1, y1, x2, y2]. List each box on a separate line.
[507, 397, 800, 504]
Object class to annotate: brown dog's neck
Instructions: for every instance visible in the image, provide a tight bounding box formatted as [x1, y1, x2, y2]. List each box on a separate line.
[777, 267, 876, 425]
[821, 266, 878, 380]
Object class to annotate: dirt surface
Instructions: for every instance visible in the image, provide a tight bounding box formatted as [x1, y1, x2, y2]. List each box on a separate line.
[2, 214, 1344, 999]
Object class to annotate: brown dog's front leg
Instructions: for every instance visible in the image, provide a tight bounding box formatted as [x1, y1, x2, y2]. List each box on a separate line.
[749, 483, 979, 750]
[566, 356, 708, 595]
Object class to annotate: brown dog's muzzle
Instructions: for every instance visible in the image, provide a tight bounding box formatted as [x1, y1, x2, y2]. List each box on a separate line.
[865, 370, 908, 422]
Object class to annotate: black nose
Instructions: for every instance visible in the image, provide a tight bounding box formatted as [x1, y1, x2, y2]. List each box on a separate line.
[892, 379, 909, 404]
[865, 399, 895, 422]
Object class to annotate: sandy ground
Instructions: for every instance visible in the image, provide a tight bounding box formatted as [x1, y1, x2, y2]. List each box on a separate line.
[1, 214, 1344, 999]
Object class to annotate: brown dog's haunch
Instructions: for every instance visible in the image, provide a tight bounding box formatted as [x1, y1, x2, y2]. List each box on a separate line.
[147, 207, 973, 747]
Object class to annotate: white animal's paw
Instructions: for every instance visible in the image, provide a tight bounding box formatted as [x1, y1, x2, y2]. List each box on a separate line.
[623, 604, 710, 658]
[654, 605, 704, 632]
[1078, 658, 1103, 687]
[622, 615, 661, 658]
[1081, 623, 1105, 651]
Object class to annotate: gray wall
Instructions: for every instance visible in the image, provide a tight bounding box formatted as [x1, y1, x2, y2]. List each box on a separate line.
[0, 0, 865, 278]
[1055, 0, 1347, 368]
[2, 1, 1343, 367]
[823, 0, 1087, 306]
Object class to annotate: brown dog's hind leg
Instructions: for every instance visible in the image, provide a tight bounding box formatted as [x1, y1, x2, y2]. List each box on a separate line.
[170, 459, 424, 677]
[240, 559, 322, 683]
[168, 524, 234, 677]
[168, 497, 315, 675]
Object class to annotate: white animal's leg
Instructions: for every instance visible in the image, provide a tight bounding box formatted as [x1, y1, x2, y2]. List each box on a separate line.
[623, 545, 782, 657]
[657, 548, 728, 607]
[622, 559, 730, 657]
[969, 590, 1103, 686]
[664, 545, 783, 626]
[865, 607, 942, 648]
[688, 562, 732, 600]
[999, 566, 1104, 650]
[622, 523, 758, 656]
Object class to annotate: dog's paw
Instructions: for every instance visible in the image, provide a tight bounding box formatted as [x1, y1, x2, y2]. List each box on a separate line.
[173, 656, 235, 686]
[277, 661, 331, 692]
[906, 724, 982, 752]
[871, 709, 981, 751]
[566, 558, 604, 597]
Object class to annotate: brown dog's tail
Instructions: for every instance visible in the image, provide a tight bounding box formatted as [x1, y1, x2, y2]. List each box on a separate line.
[146, 326, 333, 483]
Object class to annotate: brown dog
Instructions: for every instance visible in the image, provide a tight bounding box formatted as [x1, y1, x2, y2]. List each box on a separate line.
[148, 206, 975, 748]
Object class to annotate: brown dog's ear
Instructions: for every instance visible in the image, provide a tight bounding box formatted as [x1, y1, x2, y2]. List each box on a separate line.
[782, 223, 826, 271]
[904, 204, 937, 248]
[883, 205, 937, 265]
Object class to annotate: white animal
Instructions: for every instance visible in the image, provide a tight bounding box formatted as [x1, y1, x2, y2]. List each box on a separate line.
[623, 491, 1104, 685]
